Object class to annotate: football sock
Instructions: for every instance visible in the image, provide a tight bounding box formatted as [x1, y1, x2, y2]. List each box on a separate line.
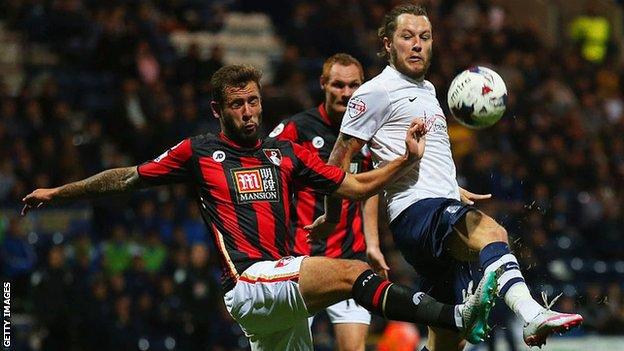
[480, 242, 544, 322]
[352, 270, 458, 330]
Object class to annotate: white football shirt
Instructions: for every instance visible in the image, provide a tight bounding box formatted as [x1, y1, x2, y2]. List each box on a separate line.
[341, 65, 460, 222]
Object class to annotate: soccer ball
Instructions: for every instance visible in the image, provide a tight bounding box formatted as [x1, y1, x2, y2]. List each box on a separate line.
[447, 66, 507, 129]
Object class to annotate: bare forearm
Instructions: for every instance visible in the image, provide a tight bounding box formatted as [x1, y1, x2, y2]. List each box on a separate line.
[326, 133, 366, 221]
[327, 134, 356, 168]
[363, 195, 380, 248]
[54, 167, 144, 201]
[344, 155, 408, 200]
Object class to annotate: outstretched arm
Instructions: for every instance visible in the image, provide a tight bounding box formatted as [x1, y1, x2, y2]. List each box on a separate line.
[303, 133, 368, 239]
[333, 119, 426, 200]
[23, 138, 193, 215]
[325, 133, 368, 220]
[307, 120, 426, 239]
[22, 166, 145, 215]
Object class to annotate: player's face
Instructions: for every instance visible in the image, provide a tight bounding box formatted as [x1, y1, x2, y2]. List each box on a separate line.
[321, 63, 363, 120]
[213, 82, 262, 146]
[385, 14, 433, 80]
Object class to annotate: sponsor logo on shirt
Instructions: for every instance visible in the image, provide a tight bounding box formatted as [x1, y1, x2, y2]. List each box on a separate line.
[312, 136, 325, 149]
[231, 166, 280, 204]
[213, 150, 226, 162]
[347, 96, 366, 118]
[422, 112, 447, 133]
[269, 123, 285, 137]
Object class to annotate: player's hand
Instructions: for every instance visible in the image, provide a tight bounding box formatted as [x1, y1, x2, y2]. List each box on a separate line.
[459, 186, 491, 205]
[366, 247, 390, 279]
[304, 214, 337, 242]
[21, 188, 58, 215]
[404, 119, 427, 161]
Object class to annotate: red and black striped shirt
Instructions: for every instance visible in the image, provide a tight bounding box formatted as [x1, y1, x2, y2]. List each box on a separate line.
[137, 132, 345, 291]
[268, 104, 372, 261]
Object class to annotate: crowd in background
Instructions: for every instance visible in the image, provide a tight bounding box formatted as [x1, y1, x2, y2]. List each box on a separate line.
[1, 1, 624, 350]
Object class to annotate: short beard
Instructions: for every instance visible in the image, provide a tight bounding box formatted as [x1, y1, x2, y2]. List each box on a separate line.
[221, 113, 262, 147]
[390, 46, 431, 81]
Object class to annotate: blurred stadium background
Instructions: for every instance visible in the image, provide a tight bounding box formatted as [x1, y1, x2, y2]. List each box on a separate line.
[1, 0, 624, 350]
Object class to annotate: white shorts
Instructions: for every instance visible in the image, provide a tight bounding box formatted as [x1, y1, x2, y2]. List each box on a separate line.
[309, 298, 371, 326]
[224, 256, 313, 351]
[326, 298, 371, 325]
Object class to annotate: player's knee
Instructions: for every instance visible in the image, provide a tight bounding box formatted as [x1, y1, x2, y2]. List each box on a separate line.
[492, 223, 508, 242]
[483, 221, 508, 244]
[341, 259, 372, 286]
[471, 216, 508, 248]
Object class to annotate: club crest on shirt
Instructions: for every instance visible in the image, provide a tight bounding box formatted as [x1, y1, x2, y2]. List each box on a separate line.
[347, 96, 366, 118]
[230, 166, 280, 204]
[263, 149, 282, 166]
[275, 256, 295, 268]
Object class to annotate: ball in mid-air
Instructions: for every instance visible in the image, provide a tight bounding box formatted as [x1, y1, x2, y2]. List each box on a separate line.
[447, 66, 507, 129]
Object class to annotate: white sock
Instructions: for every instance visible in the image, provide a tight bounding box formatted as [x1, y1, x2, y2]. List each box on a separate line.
[483, 253, 545, 323]
[454, 305, 464, 329]
[504, 282, 544, 322]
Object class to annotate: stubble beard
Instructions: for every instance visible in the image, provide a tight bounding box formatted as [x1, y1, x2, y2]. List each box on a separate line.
[390, 46, 432, 81]
[221, 112, 262, 146]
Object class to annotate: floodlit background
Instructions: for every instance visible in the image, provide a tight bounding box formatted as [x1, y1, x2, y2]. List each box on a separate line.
[0, 1, 623, 350]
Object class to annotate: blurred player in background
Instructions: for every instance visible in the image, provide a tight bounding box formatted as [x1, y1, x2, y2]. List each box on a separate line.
[22, 64, 499, 351]
[309, 4, 583, 350]
[268, 53, 387, 351]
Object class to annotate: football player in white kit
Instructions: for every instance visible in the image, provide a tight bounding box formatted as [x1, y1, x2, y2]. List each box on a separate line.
[310, 4, 583, 350]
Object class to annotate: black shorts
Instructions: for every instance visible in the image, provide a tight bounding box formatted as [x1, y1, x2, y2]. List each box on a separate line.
[390, 197, 481, 304]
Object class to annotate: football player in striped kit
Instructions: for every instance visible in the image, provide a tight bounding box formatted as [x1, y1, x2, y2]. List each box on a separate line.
[23, 64, 499, 351]
[269, 53, 386, 351]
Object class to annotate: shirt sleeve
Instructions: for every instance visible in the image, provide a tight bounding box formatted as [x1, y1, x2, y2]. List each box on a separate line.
[291, 141, 345, 195]
[267, 120, 299, 143]
[137, 139, 192, 185]
[340, 81, 391, 141]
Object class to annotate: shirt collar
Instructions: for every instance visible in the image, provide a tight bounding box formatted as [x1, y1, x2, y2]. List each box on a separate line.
[219, 132, 262, 150]
[317, 103, 334, 127]
[385, 64, 426, 85]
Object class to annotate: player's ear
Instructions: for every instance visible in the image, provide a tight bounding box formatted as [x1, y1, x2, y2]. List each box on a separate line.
[319, 76, 327, 91]
[210, 101, 221, 119]
[383, 37, 391, 54]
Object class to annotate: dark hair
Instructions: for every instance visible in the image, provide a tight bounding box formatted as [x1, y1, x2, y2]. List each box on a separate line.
[211, 64, 262, 106]
[320, 53, 364, 82]
[377, 3, 429, 60]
